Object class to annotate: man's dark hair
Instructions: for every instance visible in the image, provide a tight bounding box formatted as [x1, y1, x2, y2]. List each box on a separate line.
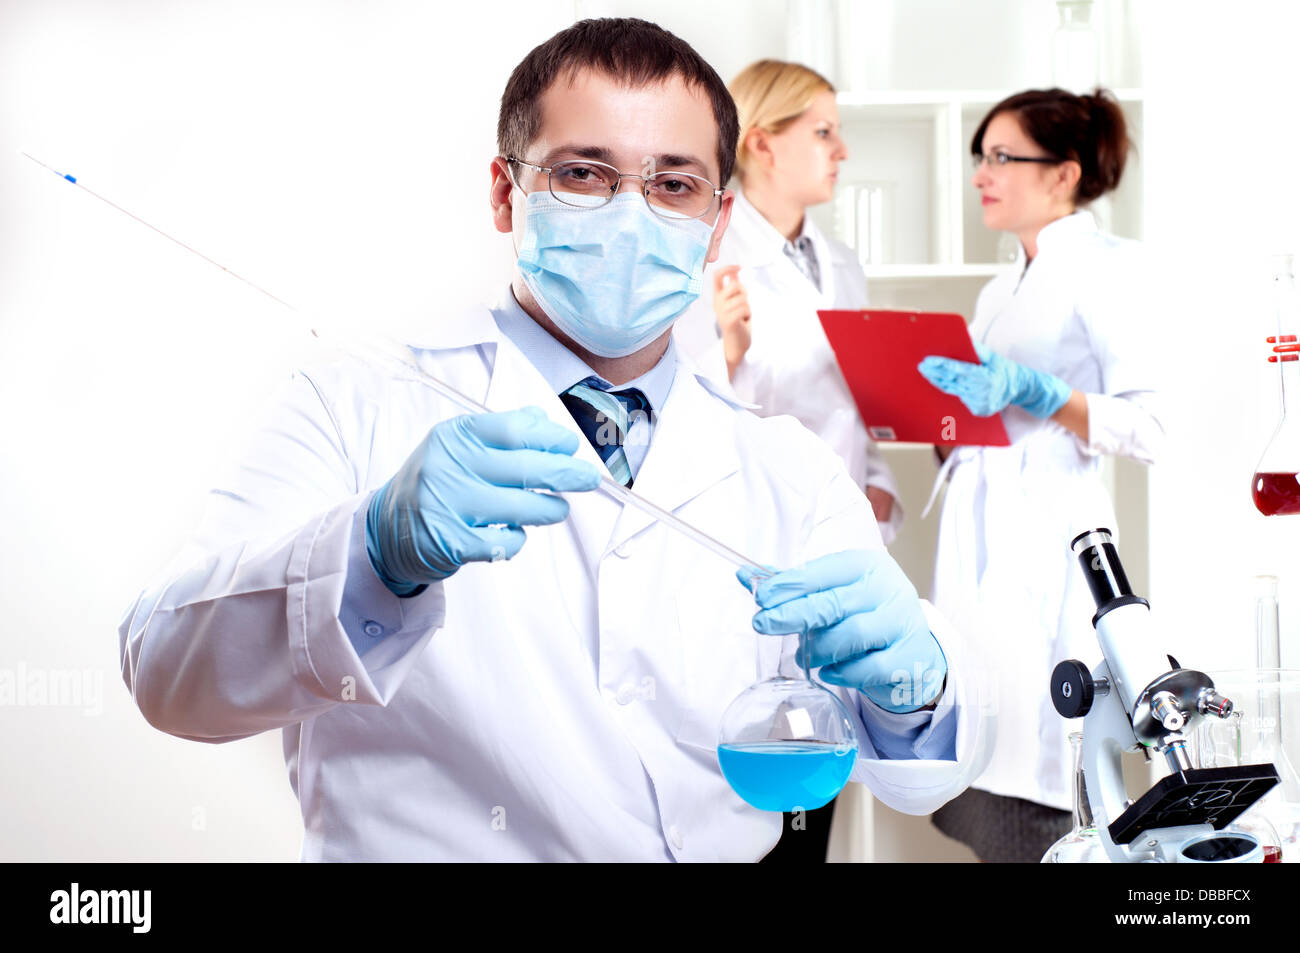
[497, 18, 740, 186]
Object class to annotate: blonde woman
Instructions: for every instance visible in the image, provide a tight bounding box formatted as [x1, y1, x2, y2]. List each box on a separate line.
[675, 60, 904, 864]
[675, 60, 902, 547]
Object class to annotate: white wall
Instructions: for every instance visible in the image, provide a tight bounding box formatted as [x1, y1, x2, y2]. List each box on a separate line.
[1141, 0, 1300, 673]
[0, 0, 572, 861]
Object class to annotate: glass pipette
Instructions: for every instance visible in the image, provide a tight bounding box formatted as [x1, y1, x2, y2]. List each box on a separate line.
[320, 322, 769, 574]
[21, 150, 771, 576]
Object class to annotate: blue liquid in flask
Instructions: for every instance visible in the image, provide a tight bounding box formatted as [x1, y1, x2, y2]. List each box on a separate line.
[717, 741, 857, 812]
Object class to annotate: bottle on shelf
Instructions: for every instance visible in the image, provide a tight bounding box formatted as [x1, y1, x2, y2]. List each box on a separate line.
[1051, 0, 1100, 93]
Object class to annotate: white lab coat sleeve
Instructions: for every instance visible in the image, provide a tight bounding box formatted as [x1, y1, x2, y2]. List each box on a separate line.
[1076, 244, 1166, 464]
[848, 597, 994, 815]
[117, 369, 445, 743]
[1082, 390, 1164, 463]
[862, 441, 904, 545]
[797, 458, 992, 814]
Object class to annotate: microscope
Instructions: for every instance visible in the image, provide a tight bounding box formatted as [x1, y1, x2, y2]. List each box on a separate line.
[1050, 528, 1280, 862]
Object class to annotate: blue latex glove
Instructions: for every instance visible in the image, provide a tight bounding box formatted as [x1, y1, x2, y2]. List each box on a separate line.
[366, 407, 602, 594]
[917, 343, 1072, 418]
[738, 550, 947, 713]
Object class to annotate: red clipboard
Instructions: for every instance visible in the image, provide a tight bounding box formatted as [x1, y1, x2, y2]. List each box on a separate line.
[818, 309, 1011, 446]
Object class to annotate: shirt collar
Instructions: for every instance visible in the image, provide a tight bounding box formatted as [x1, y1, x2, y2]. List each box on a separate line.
[489, 288, 677, 415]
[731, 188, 820, 267]
[1033, 209, 1098, 256]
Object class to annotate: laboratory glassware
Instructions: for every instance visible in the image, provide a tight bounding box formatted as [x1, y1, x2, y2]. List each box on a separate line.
[19, 151, 771, 578]
[1226, 808, 1283, 863]
[1191, 669, 1300, 862]
[833, 182, 890, 266]
[1252, 577, 1298, 803]
[1252, 255, 1300, 515]
[1051, 0, 1100, 93]
[1190, 579, 1299, 860]
[1041, 731, 1108, 862]
[717, 635, 859, 812]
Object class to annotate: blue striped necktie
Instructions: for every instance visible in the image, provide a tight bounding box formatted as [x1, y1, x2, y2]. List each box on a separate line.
[559, 377, 650, 488]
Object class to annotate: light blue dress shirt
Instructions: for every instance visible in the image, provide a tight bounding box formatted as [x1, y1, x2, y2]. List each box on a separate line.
[491, 290, 674, 482]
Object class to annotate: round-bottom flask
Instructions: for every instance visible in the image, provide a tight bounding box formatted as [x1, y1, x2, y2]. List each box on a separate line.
[717, 644, 859, 812]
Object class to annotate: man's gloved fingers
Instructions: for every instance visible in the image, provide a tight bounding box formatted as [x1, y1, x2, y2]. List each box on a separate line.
[803, 613, 893, 668]
[755, 548, 910, 611]
[458, 407, 583, 455]
[974, 342, 994, 365]
[817, 653, 891, 691]
[863, 636, 947, 697]
[474, 446, 603, 493]
[750, 550, 869, 608]
[820, 654, 937, 713]
[752, 587, 852, 635]
[736, 564, 778, 594]
[453, 524, 529, 565]
[463, 485, 572, 528]
[819, 643, 945, 710]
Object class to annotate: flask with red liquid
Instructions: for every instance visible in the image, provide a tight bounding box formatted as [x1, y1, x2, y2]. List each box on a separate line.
[1253, 254, 1300, 515]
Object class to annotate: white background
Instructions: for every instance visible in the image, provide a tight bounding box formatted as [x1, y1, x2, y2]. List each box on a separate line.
[1, 0, 1298, 861]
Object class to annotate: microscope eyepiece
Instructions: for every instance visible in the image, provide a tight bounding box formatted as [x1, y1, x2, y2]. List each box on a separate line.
[1071, 527, 1144, 619]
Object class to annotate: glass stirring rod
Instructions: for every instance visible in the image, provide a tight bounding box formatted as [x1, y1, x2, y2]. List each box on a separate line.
[320, 326, 770, 576]
[20, 151, 770, 577]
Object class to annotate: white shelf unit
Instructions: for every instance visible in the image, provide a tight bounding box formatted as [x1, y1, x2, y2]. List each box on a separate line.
[808, 89, 1145, 295]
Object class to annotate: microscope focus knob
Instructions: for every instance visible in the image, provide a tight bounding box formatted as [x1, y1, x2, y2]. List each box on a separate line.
[1051, 660, 1095, 718]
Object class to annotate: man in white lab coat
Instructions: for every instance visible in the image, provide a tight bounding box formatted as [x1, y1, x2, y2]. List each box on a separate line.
[118, 17, 989, 861]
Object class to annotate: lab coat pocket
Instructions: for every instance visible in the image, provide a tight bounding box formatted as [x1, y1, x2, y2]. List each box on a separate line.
[673, 582, 782, 752]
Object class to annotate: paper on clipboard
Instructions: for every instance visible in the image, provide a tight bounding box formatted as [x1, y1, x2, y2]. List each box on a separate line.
[818, 309, 1011, 446]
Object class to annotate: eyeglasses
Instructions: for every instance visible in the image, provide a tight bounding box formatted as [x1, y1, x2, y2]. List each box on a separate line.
[971, 151, 1064, 171]
[506, 156, 724, 220]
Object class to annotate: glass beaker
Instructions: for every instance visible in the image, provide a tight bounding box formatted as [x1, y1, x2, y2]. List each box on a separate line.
[717, 636, 859, 812]
[1042, 731, 1109, 862]
[1191, 669, 1300, 862]
[1051, 0, 1100, 93]
[1252, 255, 1300, 515]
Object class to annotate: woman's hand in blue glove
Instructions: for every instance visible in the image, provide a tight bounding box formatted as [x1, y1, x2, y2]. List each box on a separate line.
[918, 343, 1072, 418]
[366, 407, 602, 594]
[738, 550, 947, 713]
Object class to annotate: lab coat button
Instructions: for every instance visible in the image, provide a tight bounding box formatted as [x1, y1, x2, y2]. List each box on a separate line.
[362, 621, 384, 638]
[613, 543, 631, 558]
[669, 825, 684, 850]
[615, 683, 637, 704]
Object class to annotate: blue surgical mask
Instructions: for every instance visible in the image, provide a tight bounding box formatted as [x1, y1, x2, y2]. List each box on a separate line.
[516, 191, 714, 358]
